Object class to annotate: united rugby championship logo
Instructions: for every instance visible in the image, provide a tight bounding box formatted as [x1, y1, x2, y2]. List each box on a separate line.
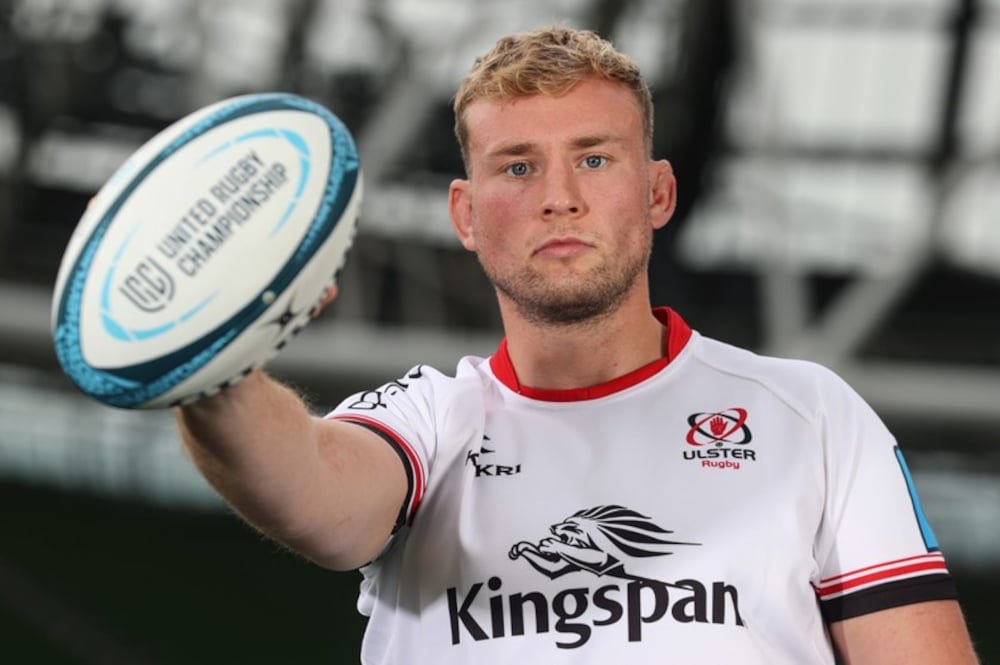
[118, 257, 175, 312]
[446, 505, 745, 650]
[683, 407, 756, 470]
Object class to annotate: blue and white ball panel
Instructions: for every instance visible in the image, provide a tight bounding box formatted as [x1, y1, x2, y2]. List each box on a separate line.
[52, 93, 361, 409]
[80, 109, 333, 367]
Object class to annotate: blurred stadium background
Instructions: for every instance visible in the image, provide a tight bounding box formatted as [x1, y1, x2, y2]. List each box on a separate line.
[1, 0, 998, 662]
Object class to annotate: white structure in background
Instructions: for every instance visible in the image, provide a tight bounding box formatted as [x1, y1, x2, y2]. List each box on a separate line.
[679, 0, 1000, 419]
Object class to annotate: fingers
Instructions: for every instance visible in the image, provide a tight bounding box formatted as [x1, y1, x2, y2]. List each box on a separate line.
[311, 284, 340, 319]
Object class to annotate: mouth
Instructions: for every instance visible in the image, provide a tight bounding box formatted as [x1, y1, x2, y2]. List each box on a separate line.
[533, 237, 595, 259]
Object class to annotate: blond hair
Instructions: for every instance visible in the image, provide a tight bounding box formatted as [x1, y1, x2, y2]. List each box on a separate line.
[453, 26, 654, 169]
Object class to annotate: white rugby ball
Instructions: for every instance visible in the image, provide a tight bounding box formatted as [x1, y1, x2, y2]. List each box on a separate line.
[51, 92, 362, 409]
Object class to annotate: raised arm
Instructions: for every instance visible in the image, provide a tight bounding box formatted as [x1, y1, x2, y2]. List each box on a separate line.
[176, 370, 408, 571]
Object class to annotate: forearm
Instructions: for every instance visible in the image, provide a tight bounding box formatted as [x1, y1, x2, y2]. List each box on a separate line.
[175, 370, 406, 569]
[176, 370, 325, 541]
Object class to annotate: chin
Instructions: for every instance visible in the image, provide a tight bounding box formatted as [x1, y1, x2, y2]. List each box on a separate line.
[518, 289, 626, 326]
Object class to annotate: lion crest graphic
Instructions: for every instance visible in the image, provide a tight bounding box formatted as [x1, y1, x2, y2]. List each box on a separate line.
[509, 504, 699, 583]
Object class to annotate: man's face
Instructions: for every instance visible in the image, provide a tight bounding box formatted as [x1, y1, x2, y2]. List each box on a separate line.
[449, 77, 675, 326]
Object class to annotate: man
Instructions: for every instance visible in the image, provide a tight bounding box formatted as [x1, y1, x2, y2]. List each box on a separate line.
[178, 27, 979, 664]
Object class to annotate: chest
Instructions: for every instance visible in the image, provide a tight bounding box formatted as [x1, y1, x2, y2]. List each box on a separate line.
[382, 386, 832, 659]
[411, 390, 825, 593]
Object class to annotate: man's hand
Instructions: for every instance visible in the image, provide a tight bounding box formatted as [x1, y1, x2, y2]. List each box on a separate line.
[311, 284, 339, 319]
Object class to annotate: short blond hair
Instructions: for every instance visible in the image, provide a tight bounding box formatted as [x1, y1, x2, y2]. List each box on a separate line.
[453, 26, 654, 169]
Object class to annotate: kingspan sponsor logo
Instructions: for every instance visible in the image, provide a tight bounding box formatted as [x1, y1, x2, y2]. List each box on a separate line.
[446, 505, 745, 649]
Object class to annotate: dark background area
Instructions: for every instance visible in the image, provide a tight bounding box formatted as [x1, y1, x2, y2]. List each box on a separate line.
[1, 480, 368, 664]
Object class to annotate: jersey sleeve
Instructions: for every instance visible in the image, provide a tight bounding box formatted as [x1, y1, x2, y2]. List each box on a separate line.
[325, 365, 438, 533]
[811, 370, 957, 623]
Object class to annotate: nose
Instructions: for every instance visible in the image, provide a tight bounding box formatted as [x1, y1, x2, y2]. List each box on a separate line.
[540, 162, 587, 220]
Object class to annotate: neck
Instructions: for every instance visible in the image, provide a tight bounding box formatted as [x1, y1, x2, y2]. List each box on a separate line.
[497, 289, 665, 391]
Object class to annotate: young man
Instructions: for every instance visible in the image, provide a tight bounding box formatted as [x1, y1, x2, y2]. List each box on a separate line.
[178, 27, 979, 664]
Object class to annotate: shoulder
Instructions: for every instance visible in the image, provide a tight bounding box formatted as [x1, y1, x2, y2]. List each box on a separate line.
[413, 354, 496, 403]
[686, 333, 864, 424]
[329, 355, 493, 421]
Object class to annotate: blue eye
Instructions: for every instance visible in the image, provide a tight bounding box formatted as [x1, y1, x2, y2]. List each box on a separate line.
[583, 155, 606, 168]
[506, 162, 529, 176]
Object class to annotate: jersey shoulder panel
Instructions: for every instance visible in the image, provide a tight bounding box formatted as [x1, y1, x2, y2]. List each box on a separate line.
[328, 356, 489, 439]
[688, 335, 855, 427]
[327, 357, 491, 527]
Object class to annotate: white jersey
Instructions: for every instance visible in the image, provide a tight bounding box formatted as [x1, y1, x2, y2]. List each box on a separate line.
[328, 308, 954, 664]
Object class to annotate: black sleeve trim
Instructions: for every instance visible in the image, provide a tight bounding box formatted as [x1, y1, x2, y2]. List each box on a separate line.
[341, 420, 414, 533]
[821, 573, 958, 623]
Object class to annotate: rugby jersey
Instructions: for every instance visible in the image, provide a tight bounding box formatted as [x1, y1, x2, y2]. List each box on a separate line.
[329, 308, 955, 664]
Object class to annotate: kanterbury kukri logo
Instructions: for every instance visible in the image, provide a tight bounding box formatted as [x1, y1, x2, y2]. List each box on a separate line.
[446, 505, 745, 650]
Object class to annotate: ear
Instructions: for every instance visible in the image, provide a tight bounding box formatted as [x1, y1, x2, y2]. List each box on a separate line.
[449, 178, 477, 251]
[648, 159, 677, 230]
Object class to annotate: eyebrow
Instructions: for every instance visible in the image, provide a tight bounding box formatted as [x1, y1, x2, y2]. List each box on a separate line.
[571, 134, 624, 150]
[484, 134, 626, 159]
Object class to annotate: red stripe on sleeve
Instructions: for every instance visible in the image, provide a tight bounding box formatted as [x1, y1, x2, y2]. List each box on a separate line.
[816, 553, 949, 598]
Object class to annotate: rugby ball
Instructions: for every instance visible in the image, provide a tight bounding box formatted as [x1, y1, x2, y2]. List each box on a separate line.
[51, 92, 362, 409]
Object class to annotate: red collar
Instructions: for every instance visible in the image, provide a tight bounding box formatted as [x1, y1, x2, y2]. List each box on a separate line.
[488, 307, 692, 402]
